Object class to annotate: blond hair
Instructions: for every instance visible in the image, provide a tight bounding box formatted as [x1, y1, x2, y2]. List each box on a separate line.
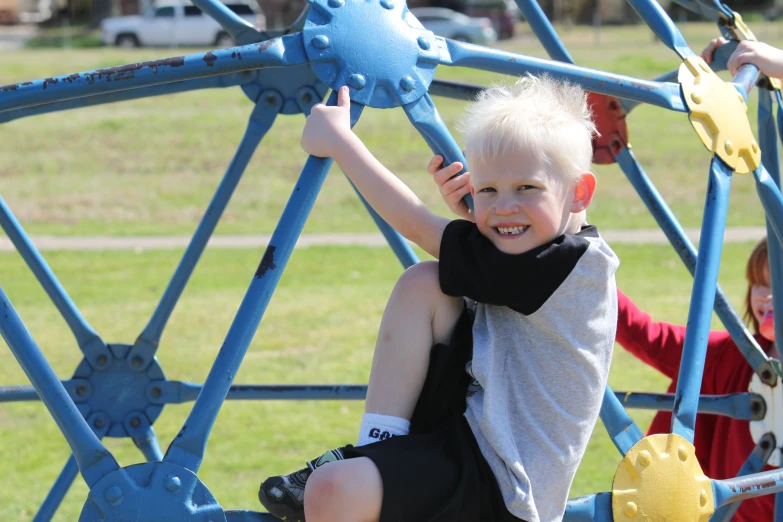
[457, 75, 597, 231]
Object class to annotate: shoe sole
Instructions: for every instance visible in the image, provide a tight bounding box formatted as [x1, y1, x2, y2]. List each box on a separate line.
[258, 480, 305, 522]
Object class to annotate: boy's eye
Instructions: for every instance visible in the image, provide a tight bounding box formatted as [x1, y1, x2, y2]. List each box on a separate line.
[478, 187, 496, 193]
[517, 185, 537, 191]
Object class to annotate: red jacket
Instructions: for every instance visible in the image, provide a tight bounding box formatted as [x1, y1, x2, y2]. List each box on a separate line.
[616, 290, 775, 522]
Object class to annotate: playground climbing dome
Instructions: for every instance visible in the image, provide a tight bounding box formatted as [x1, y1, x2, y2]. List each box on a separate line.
[3, 0, 783, 520]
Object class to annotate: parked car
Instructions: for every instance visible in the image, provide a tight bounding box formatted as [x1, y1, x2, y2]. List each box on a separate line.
[410, 7, 497, 44]
[100, 1, 264, 48]
[464, 0, 517, 39]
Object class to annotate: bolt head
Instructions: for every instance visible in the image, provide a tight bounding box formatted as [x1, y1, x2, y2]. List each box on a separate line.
[94, 418, 105, 429]
[105, 485, 122, 506]
[300, 92, 313, 104]
[724, 140, 735, 155]
[417, 35, 431, 50]
[677, 445, 689, 461]
[265, 94, 277, 106]
[96, 355, 108, 366]
[151, 386, 162, 398]
[130, 416, 141, 428]
[700, 489, 708, 507]
[690, 91, 702, 104]
[380, 0, 394, 9]
[624, 501, 637, 517]
[327, 0, 344, 7]
[131, 356, 143, 367]
[399, 76, 415, 92]
[164, 475, 182, 492]
[637, 450, 651, 467]
[312, 35, 330, 50]
[347, 74, 367, 90]
[76, 384, 88, 397]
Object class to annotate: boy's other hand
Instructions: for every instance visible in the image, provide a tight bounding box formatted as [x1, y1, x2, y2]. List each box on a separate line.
[301, 86, 354, 158]
[428, 155, 474, 222]
[700, 37, 728, 64]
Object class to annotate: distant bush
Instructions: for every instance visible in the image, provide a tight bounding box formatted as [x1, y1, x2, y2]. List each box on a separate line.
[24, 27, 104, 49]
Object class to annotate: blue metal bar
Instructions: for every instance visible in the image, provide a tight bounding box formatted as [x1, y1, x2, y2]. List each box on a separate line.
[513, 0, 574, 63]
[0, 287, 118, 487]
[755, 166, 783, 249]
[733, 64, 761, 102]
[402, 92, 473, 212]
[776, 491, 783, 522]
[711, 433, 776, 522]
[439, 40, 687, 112]
[163, 92, 364, 473]
[671, 158, 733, 442]
[599, 385, 643, 456]
[347, 180, 418, 269]
[0, 380, 87, 402]
[624, 0, 694, 58]
[614, 147, 773, 383]
[427, 79, 482, 101]
[777, 91, 783, 150]
[0, 72, 252, 124]
[132, 427, 164, 462]
[0, 196, 110, 370]
[128, 96, 281, 371]
[190, 0, 262, 45]
[149, 381, 367, 404]
[31, 455, 79, 522]
[0, 33, 307, 112]
[563, 493, 613, 522]
[615, 391, 764, 420]
[758, 90, 783, 351]
[713, 469, 783, 507]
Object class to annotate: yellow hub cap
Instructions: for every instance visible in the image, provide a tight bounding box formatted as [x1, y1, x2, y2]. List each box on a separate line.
[612, 434, 715, 521]
[679, 55, 761, 174]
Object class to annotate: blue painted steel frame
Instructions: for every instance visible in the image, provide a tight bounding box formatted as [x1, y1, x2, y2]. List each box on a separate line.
[5, 0, 783, 518]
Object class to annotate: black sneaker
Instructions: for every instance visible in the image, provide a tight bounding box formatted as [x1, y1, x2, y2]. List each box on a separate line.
[258, 447, 349, 522]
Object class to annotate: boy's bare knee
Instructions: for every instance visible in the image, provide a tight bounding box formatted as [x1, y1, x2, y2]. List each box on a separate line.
[305, 465, 345, 520]
[304, 458, 383, 522]
[395, 261, 440, 295]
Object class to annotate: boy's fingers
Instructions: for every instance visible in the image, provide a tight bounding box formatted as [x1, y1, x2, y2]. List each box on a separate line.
[427, 155, 444, 174]
[337, 86, 351, 109]
[434, 166, 465, 186]
[440, 173, 470, 195]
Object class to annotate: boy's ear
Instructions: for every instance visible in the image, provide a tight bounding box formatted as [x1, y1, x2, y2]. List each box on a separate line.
[571, 172, 596, 213]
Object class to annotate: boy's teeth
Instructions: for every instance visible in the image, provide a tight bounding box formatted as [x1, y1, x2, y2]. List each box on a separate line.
[498, 226, 526, 235]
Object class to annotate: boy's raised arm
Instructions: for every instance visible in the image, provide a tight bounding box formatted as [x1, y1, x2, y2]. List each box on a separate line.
[301, 87, 450, 259]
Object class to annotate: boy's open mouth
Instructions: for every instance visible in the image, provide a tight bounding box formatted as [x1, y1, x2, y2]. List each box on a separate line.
[494, 226, 529, 236]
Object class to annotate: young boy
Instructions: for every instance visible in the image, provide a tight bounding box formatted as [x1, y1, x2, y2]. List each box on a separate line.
[258, 75, 619, 522]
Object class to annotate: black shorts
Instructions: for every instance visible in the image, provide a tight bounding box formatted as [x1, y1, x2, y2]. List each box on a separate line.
[342, 306, 525, 522]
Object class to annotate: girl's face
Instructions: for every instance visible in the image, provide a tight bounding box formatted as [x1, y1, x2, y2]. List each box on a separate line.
[751, 281, 774, 341]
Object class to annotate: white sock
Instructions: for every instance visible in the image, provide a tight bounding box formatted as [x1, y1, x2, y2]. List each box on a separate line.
[357, 413, 410, 446]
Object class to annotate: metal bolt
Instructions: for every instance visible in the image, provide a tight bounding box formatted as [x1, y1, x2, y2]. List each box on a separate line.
[752, 140, 759, 154]
[751, 399, 762, 414]
[347, 74, 366, 90]
[130, 417, 141, 428]
[96, 355, 108, 366]
[637, 450, 651, 467]
[94, 418, 105, 429]
[164, 475, 181, 492]
[624, 501, 637, 517]
[311, 35, 330, 50]
[265, 94, 277, 106]
[76, 384, 88, 397]
[380, 0, 394, 9]
[761, 439, 771, 451]
[131, 356, 143, 367]
[417, 35, 430, 50]
[762, 369, 773, 381]
[105, 486, 122, 506]
[690, 91, 702, 104]
[738, 92, 745, 104]
[151, 386, 162, 398]
[678, 445, 688, 462]
[300, 92, 313, 104]
[399, 76, 415, 92]
[700, 489, 708, 507]
[724, 140, 735, 155]
[327, 0, 344, 7]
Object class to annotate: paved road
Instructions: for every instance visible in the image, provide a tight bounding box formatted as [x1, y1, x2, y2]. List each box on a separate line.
[0, 227, 768, 252]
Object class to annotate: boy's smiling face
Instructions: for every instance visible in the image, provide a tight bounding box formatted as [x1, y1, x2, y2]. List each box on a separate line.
[468, 148, 595, 255]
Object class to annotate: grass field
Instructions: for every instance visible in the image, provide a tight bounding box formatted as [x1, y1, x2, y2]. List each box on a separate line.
[0, 19, 778, 520]
[2, 22, 783, 236]
[0, 240, 759, 519]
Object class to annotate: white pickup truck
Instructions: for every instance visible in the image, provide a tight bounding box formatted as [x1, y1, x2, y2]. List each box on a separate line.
[100, 1, 265, 48]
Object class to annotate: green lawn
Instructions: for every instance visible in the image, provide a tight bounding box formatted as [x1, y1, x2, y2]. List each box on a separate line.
[1, 22, 781, 236]
[0, 241, 759, 519]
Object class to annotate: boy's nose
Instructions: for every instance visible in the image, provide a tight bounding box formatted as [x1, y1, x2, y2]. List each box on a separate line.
[494, 197, 521, 215]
